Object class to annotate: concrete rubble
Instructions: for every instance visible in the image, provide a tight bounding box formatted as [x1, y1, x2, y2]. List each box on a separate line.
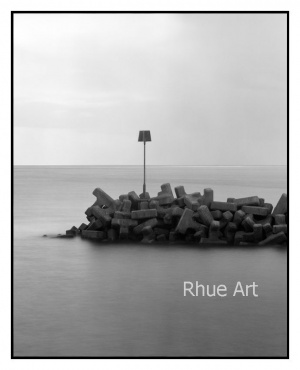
[64, 185, 287, 246]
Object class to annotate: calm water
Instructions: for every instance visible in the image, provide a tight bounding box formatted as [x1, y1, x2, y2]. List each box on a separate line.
[13, 166, 287, 357]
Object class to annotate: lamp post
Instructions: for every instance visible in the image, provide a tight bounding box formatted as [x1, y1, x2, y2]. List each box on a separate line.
[138, 130, 151, 197]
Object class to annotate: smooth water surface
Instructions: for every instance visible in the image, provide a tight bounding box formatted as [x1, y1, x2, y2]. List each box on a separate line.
[14, 166, 287, 357]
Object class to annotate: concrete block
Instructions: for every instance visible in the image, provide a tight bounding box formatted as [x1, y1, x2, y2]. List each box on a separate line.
[253, 224, 263, 242]
[128, 191, 140, 209]
[169, 231, 177, 242]
[175, 185, 186, 198]
[172, 206, 184, 218]
[241, 206, 269, 216]
[152, 194, 174, 206]
[149, 200, 160, 209]
[203, 188, 214, 207]
[234, 231, 246, 246]
[131, 209, 157, 220]
[119, 194, 129, 201]
[233, 210, 246, 226]
[272, 193, 287, 215]
[107, 229, 118, 241]
[153, 228, 170, 236]
[141, 226, 155, 243]
[274, 214, 286, 225]
[194, 225, 208, 239]
[152, 183, 175, 206]
[156, 234, 167, 242]
[242, 216, 255, 232]
[200, 221, 227, 244]
[139, 192, 150, 200]
[91, 205, 112, 225]
[93, 188, 115, 208]
[233, 196, 260, 207]
[119, 227, 129, 239]
[175, 209, 202, 234]
[134, 218, 158, 235]
[85, 207, 93, 217]
[87, 219, 103, 231]
[224, 222, 237, 244]
[121, 200, 132, 213]
[114, 199, 122, 211]
[163, 213, 173, 225]
[66, 229, 77, 236]
[273, 225, 287, 234]
[156, 219, 171, 228]
[176, 197, 186, 207]
[210, 201, 237, 212]
[220, 211, 233, 229]
[258, 231, 287, 246]
[82, 230, 105, 239]
[78, 223, 88, 231]
[114, 211, 131, 219]
[184, 193, 202, 211]
[86, 215, 95, 222]
[263, 223, 273, 238]
[254, 214, 273, 226]
[139, 201, 149, 210]
[211, 210, 223, 220]
[161, 183, 174, 197]
[263, 203, 273, 214]
[242, 232, 255, 243]
[69, 226, 78, 231]
[196, 205, 214, 226]
[259, 198, 265, 207]
[157, 208, 167, 218]
[185, 234, 194, 242]
[111, 218, 138, 229]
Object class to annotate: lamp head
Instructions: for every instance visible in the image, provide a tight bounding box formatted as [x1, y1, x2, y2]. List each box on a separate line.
[138, 130, 151, 142]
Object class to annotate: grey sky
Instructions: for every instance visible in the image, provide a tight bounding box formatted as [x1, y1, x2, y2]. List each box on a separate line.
[14, 13, 287, 165]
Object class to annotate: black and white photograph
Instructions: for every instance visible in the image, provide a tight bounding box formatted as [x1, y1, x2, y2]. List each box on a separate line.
[12, 11, 288, 359]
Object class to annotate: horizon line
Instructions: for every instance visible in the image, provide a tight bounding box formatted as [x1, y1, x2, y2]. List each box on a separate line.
[13, 164, 287, 167]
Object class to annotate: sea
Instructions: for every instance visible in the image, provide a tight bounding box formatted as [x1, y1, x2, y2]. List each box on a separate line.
[13, 165, 288, 357]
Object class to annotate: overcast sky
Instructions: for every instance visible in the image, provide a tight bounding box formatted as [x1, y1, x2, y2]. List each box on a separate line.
[14, 13, 287, 165]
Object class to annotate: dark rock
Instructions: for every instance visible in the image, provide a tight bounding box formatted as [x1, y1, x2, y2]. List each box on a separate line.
[273, 225, 287, 234]
[131, 209, 158, 220]
[210, 201, 237, 212]
[233, 196, 260, 207]
[272, 193, 287, 215]
[274, 214, 286, 225]
[233, 210, 246, 226]
[111, 218, 138, 229]
[175, 209, 202, 234]
[196, 205, 214, 226]
[79, 223, 88, 231]
[133, 218, 158, 235]
[81, 230, 105, 239]
[141, 226, 155, 243]
[174, 185, 186, 198]
[119, 227, 129, 240]
[211, 210, 223, 220]
[241, 206, 270, 216]
[258, 231, 287, 246]
[107, 229, 118, 241]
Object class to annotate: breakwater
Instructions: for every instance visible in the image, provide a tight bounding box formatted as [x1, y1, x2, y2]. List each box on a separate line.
[63, 184, 287, 245]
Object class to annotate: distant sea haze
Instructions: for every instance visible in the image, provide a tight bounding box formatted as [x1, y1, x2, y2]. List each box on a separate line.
[14, 165, 287, 357]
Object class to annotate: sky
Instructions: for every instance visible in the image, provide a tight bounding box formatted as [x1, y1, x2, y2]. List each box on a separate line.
[14, 13, 287, 165]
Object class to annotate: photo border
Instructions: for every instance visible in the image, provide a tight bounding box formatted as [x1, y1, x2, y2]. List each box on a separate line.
[11, 10, 289, 360]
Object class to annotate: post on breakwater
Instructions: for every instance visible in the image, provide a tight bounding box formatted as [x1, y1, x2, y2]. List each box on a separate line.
[138, 130, 151, 197]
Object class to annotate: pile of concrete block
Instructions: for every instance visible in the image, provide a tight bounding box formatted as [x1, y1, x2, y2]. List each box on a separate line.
[65, 185, 288, 246]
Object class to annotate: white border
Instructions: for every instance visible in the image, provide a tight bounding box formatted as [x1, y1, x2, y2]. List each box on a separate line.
[1, 1, 298, 369]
